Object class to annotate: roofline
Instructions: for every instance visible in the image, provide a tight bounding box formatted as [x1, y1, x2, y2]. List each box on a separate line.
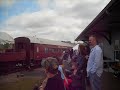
[15, 36, 74, 47]
[75, 0, 116, 41]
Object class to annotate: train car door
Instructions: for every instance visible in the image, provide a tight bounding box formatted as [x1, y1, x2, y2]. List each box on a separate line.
[15, 37, 31, 67]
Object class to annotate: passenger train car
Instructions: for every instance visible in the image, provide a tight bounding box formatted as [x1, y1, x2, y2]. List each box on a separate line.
[0, 37, 73, 75]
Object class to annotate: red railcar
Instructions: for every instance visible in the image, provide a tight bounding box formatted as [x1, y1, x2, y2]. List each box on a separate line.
[14, 37, 73, 67]
[0, 52, 26, 62]
[0, 51, 26, 74]
[0, 36, 73, 74]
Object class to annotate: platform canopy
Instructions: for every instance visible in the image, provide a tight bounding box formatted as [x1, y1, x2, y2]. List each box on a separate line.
[75, 0, 120, 45]
[0, 32, 14, 44]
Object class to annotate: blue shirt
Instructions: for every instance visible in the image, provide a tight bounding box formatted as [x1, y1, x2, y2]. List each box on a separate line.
[87, 45, 103, 77]
[58, 65, 65, 79]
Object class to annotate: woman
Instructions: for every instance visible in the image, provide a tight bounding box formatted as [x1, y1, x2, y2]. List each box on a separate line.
[76, 44, 90, 90]
[40, 57, 65, 90]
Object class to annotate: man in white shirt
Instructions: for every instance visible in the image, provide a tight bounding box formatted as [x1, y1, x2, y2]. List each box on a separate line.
[87, 35, 103, 90]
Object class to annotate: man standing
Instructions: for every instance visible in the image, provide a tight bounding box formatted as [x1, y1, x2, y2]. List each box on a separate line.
[87, 35, 103, 90]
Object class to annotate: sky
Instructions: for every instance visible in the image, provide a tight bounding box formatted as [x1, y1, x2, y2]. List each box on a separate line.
[0, 0, 110, 42]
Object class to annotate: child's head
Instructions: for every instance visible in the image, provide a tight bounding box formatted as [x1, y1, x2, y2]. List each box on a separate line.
[41, 57, 59, 74]
[71, 62, 79, 70]
[64, 69, 72, 78]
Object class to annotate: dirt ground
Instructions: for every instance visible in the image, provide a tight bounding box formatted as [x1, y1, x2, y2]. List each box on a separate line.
[0, 68, 46, 90]
[0, 68, 120, 90]
[0, 68, 46, 83]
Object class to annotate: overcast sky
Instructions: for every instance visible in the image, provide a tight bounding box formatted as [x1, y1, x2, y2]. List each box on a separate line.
[0, 0, 110, 42]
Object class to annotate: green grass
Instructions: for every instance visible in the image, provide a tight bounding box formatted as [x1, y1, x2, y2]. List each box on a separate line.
[0, 77, 45, 90]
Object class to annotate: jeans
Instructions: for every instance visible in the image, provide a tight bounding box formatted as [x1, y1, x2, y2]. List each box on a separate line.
[89, 72, 102, 90]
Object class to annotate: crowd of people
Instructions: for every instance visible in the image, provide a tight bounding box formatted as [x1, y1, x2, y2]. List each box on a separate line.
[34, 35, 103, 90]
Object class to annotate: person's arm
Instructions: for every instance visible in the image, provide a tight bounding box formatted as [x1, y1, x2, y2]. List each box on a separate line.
[39, 78, 48, 90]
[91, 49, 102, 73]
[58, 66, 65, 79]
[78, 56, 84, 70]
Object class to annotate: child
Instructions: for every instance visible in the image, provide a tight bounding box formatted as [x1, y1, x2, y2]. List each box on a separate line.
[70, 62, 82, 90]
[64, 69, 72, 90]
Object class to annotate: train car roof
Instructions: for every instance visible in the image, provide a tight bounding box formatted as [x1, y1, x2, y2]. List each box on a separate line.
[17, 36, 75, 47]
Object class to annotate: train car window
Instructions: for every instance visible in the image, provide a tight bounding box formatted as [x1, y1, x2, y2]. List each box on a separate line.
[60, 49, 62, 52]
[52, 48, 54, 53]
[53, 48, 55, 53]
[45, 48, 48, 53]
[55, 49, 57, 52]
[37, 47, 39, 52]
[48, 48, 50, 52]
[49, 48, 53, 53]
[59, 49, 61, 52]
[50, 48, 52, 52]
[49, 48, 52, 52]
[54, 48, 57, 52]
[51, 48, 52, 52]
